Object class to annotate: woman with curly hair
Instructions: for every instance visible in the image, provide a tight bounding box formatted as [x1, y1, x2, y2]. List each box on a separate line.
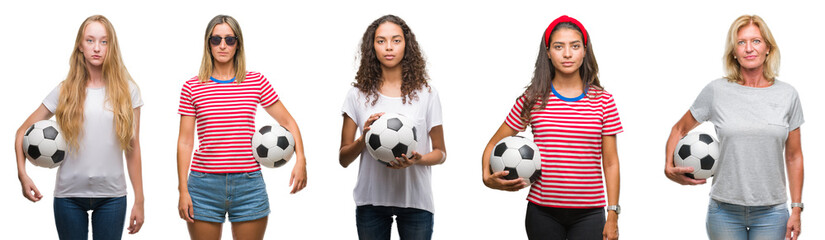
[339, 14, 446, 240]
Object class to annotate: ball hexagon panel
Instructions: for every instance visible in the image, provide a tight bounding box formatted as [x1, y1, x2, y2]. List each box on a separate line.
[490, 156, 506, 173]
[690, 142, 709, 158]
[378, 131, 400, 150]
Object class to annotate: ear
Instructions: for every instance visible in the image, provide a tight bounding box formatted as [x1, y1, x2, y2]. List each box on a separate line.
[546, 49, 552, 60]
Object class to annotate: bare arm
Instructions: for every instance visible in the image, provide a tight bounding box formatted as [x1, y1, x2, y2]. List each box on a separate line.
[176, 115, 196, 222]
[785, 128, 804, 240]
[664, 110, 706, 185]
[125, 107, 144, 234]
[15, 104, 54, 202]
[263, 100, 307, 194]
[602, 135, 620, 240]
[481, 122, 528, 191]
[339, 114, 364, 168]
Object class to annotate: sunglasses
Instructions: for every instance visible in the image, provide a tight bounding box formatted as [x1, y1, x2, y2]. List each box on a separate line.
[209, 36, 238, 46]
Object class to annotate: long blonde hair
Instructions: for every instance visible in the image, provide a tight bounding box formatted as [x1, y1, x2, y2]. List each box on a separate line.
[723, 15, 780, 83]
[56, 15, 137, 152]
[198, 15, 246, 83]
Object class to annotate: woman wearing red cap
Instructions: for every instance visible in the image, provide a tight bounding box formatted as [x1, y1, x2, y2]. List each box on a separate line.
[481, 15, 622, 240]
[663, 15, 804, 240]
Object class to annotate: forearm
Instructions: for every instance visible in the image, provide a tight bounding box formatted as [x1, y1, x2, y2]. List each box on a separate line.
[414, 149, 445, 166]
[125, 145, 144, 204]
[339, 136, 365, 167]
[283, 121, 306, 166]
[176, 143, 193, 192]
[15, 126, 29, 178]
[786, 156, 803, 203]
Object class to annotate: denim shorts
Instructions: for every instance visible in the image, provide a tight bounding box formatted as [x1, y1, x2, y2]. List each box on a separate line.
[188, 170, 271, 223]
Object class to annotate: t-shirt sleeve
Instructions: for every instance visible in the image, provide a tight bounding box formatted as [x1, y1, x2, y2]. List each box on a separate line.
[42, 83, 62, 113]
[689, 82, 715, 123]
[426, 88, 443, 132]
[259, 74, 280, 108]
[178, 81, 196, 116]
[602, 94, 624, 135]
[788, 88, 804, 131]
[130, 82, 144, 109]
[341, 88, 360, 126]
[505, 95, 528, 132]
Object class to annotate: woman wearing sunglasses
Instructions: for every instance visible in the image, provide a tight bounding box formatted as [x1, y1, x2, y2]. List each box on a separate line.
[14, 15, 144, 239]
[176, 15, 308, 240]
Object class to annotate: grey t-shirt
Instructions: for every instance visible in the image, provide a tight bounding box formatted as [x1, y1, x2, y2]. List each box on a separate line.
[690, 78, 803, 206]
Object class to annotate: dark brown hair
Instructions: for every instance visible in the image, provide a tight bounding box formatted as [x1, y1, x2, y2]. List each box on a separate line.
[354, 15, 429, 106]
[520, 22, 602, 121]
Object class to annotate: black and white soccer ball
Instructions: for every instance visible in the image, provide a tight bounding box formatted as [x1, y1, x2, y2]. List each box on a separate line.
[489, 136, 541, 184]
[365, 113, 417, 166]
[251, 125, 295, 168]
[22, 120, 67, 168]
[674, 131, 720, 179]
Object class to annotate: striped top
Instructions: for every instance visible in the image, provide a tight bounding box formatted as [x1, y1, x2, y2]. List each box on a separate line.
[178, 71, 279, 173]
[505, 88, 623, 208]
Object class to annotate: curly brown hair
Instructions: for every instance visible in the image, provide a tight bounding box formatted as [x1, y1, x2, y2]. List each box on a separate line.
[354, 15, 429, 106]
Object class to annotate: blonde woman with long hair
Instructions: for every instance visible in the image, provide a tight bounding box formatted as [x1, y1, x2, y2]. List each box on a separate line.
[664, 15, 804, 240]
[176, 15, 308, 239]
[14, 15, 144, 239]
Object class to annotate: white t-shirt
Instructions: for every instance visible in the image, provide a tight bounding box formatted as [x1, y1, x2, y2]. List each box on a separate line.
[341, 86, 443, 213]
[43, 82, 143, 198]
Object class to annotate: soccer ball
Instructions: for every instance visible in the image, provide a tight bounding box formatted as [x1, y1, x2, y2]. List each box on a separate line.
[22, 120, 67, 168]
[489, 136, 541, 184]
[674, 131, 720, 179]
[365, 113, 417, 166]
[251, 125, 295, 168]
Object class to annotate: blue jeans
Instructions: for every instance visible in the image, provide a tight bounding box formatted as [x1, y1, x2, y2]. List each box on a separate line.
[356, 205, 434, 240]
[706, 198, 789, 240]
[54, 196, 127, 240]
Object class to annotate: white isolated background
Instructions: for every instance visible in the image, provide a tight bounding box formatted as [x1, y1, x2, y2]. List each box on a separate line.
[1, 0, 823, 239]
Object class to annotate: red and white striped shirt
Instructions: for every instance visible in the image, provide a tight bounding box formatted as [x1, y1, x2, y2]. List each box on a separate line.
[506, 88, 623, 208]
[178, 71, 279, 173]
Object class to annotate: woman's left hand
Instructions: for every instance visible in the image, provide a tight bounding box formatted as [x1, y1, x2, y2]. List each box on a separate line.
[603, 216, 618, 240]
[785, 211, 801, 240]
[289, 161, 307, 194]
[127, 203, 144, 234]
[388, 151, 421, 169]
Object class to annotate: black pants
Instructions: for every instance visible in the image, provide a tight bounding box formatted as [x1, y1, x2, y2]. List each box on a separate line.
[525, 202, 605, 240]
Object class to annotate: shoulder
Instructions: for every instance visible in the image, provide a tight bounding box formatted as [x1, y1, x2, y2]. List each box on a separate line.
[346, 86, 364, 100]
[586, 88, 614, 101]
[771, 79, 798, 94]
[183, 76, 200, 87]
[418, 84, 439, 98]
[246, 71, 264, 80]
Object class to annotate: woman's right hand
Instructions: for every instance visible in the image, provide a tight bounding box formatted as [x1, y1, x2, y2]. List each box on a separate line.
[483, 170, 528, 191]
[664, 165, 706, 185]
[178, 191, 194, 223]
[19, 175, 42, 202]
[362, 112, 384, 136]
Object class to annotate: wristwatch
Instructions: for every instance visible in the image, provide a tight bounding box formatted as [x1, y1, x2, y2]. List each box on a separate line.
[606, 205, 621, 215]
[791, 202, 804, 212]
